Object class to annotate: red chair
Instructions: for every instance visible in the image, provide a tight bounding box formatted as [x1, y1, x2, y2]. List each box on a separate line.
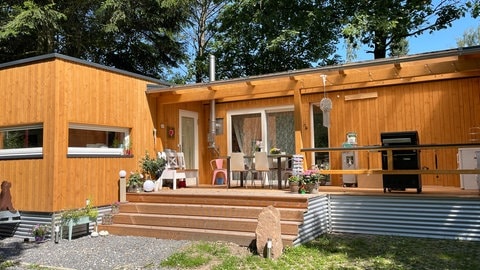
[211, 159, 228, 185]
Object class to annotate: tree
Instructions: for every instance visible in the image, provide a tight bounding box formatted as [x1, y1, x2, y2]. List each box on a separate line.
[0, 0, 190, 79]
[457, 26, 480, 46]
[211, 0, 343, 79]
[0, 1, 66, 61]
[342, 0, 467, 59]
[172, 0, 226, 83]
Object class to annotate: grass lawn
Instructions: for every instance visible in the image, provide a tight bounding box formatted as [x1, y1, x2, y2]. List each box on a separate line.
[161, 233, 480, 269]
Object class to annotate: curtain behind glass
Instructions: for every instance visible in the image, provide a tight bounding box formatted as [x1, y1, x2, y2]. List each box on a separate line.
[266, 111, 294, 154]
[231, 113, 261, 154]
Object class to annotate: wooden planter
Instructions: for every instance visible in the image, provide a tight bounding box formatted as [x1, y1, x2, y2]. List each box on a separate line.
[61, 216, 97, 241]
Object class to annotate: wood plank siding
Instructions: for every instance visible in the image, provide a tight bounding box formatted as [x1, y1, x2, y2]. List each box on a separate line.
[152, 49, 480, 187]
[0, 55, 166, 212]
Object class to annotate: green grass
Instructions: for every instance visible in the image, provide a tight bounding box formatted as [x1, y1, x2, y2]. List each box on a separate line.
[161, 233, 480, 269]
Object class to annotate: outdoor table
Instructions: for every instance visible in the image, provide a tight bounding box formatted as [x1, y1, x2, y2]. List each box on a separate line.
[268, 154, 292, 189]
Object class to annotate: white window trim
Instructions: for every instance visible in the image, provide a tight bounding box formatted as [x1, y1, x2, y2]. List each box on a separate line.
[68, 123, 130, 156]
[0, 124, 43, 159]
[0, 147, 43, 158]
[226, 105, 293, 154]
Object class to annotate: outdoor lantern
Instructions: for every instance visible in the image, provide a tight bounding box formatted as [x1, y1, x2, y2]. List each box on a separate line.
[119, 170, 127, 202]
[54, 225, 59, 244]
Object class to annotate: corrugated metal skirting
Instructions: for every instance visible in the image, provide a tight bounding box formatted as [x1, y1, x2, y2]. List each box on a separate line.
[294, 195, 330, 245]
[329, 195, 480, 241]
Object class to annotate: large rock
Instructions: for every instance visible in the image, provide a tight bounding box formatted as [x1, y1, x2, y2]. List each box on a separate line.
[255, 205, 283, 259]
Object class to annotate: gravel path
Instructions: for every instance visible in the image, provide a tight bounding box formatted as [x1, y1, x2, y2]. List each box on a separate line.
[0, 234, 190, 269]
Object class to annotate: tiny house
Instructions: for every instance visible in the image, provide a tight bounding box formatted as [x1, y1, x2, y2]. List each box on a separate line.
[1, 47, 480, 220]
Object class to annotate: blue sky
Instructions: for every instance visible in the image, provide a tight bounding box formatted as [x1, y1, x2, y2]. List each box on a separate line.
[343, 14, 479, 62]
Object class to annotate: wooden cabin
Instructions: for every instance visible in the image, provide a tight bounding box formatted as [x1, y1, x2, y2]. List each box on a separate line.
[148, 47, 480, 189]
[1, 47, 480, 217]
[0, 54, 169, 213]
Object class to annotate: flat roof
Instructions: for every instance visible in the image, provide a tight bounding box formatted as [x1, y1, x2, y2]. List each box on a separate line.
[0, 53, 172, 87]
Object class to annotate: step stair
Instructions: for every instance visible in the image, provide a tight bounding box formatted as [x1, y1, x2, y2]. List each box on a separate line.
[99, 191, 309, 247]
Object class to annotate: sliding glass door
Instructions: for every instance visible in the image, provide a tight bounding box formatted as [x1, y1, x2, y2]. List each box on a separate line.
[228, 107, 294, 155]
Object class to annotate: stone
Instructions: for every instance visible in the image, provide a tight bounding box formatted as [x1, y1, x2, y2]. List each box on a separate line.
[255, 205, 283, 259]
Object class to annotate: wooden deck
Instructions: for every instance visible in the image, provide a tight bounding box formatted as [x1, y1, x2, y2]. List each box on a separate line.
[98, 184, 479, 247]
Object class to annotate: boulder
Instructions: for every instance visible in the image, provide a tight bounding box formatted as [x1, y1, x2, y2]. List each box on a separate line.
[255, 205, 283, 259]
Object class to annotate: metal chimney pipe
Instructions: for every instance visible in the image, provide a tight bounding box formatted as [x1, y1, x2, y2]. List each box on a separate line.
[208, 55, 217, 153]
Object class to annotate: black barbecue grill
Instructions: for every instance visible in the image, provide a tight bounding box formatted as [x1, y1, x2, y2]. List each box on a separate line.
[381, 131, 422, 193]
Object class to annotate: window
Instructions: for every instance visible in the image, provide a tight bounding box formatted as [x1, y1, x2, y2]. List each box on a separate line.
[228, 107, 294, 154]
[0, 124, 43, 159]
[68, 124, 130, 156]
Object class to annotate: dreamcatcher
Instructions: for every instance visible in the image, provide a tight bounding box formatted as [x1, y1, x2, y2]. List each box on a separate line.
[319, 75, 332, 127]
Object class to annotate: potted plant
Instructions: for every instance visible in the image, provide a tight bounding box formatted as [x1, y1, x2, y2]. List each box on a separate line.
[288, 175, 301, 193]
[111, 201, 120, 214]
[127, 171, 144, 192]
[61, 203, 99, 223]
[303, 169, 321, 194]
[269, 147, 281, 155]
[60, 201, 99, 241]
[140, 151, 165, 180]
[31, 224, 48, 242]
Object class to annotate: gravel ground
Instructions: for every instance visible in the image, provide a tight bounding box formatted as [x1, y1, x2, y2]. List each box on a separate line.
[0, 234, 191, 269]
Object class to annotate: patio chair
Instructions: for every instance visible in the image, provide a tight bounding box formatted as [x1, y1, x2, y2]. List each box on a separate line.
[230, 152, 250, 187]
[211, 158, 228, 185]
[252, 151, 271, 188]
[154, 150, 186, 191]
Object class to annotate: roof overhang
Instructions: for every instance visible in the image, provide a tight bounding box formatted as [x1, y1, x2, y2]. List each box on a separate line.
[147, 46, 480, 104]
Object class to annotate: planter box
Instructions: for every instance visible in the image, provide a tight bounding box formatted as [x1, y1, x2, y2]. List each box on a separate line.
[61, 216, 97, 241]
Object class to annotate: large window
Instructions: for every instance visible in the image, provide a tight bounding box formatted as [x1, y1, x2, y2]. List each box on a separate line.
[68, 124, 130, 156]
[229, 107, 294, 154]
[0, 124, 43, 158]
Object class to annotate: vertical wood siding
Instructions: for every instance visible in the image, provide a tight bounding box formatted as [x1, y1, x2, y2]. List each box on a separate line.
[178, 77, 480, 187]
[0, 58, 157, 212]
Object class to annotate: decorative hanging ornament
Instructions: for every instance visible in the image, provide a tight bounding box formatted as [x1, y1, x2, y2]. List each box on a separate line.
[319, 75, 332, 127]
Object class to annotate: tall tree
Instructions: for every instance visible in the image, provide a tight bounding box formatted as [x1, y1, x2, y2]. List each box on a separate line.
[172, 0, 226, 83]
[0, 1, 66, 61]
[342, 0, 467, 59]
[211, 0, 343, 79]
[0, 0, 190, 79]
[457, 26, 480, 46]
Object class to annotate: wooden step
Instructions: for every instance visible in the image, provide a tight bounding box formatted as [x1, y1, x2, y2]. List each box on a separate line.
[120, 203, 305, 222]
[112, 213, 301, 236]
[98, 191, 310, 247]
[126, 192, 309, 209]
[102, 224, 297, 247]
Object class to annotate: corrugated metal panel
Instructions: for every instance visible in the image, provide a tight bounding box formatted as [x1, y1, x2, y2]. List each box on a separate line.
[0, 206, 111, 240]
[330, 195, 480, 241]
[295, 195, 330, 245]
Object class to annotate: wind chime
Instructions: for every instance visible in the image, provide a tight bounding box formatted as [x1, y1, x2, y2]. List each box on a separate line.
[319, 74, 332, 127]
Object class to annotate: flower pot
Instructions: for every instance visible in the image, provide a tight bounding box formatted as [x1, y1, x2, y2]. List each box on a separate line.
[34, 236, 45, 243]
[306, 182, 319, 194]
[289, 182, 299, 193]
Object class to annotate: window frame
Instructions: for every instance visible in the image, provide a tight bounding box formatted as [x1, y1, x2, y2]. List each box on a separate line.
[227, 105, 293, 154]
[0, 124, 43, 159]
[67, 123, 130, 157]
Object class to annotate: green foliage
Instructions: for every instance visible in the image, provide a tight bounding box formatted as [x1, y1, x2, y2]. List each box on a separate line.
[162, 234, 480, 269]
[0, 0, 189, 79]
[61, 202, 98, 223]
[457, 26, 480, 47]
[342, 0, 467, 59]
[140, 151, 165, 180]
[127, 172, 144, 187]
[212, 0, 343, 78]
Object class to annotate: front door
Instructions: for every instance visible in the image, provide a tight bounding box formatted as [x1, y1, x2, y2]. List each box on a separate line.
[179, 110, 198, 170]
